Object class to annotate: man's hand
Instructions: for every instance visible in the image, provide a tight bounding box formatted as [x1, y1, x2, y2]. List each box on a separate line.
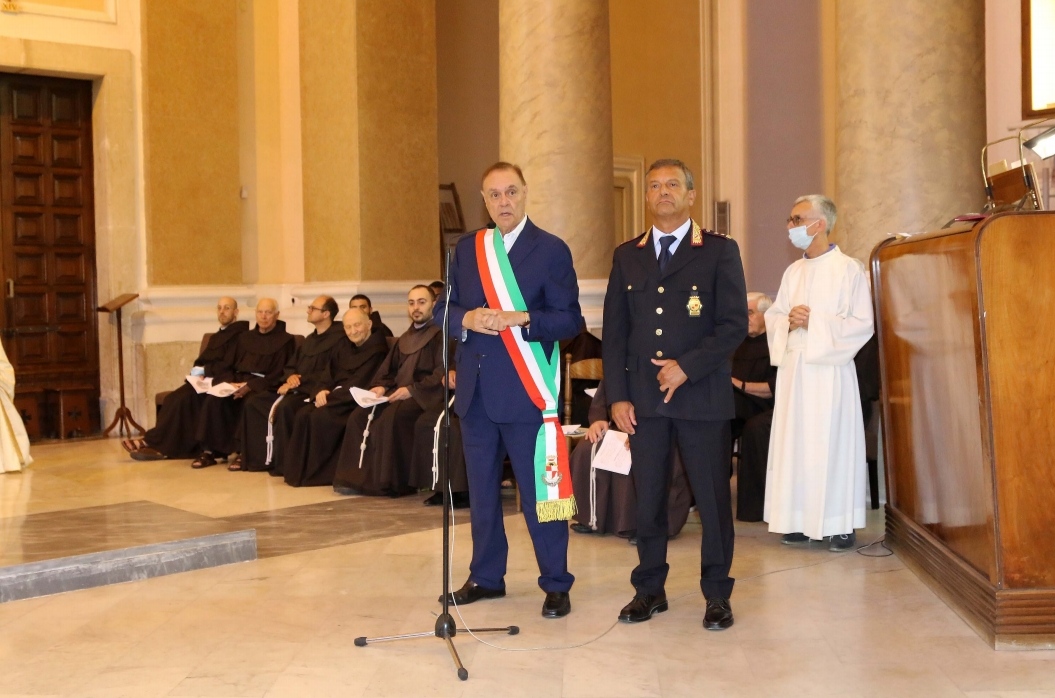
[388, 386, 412, 402]
[611, 401, 637, 435]
[444, 371, 457, 390]
[789, 305, 810, 330]
[652, 358, 688, 403]
[585, 420, 607, 444]
[232, 383, 250, 399]
[491, 310, 529, 332]
[315, 390, 330, 408]
[370, 386, 386, 397]
[286, 374, 302, 388]
[463, 308, 499, 335]
[277, 384, 291, 396]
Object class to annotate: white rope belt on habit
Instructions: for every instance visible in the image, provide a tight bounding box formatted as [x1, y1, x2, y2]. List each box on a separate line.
[358, 404, 378, 469]
[589, 438, 600, 531]
[264, 394, 285, 466]
[431, 396, 457, 489]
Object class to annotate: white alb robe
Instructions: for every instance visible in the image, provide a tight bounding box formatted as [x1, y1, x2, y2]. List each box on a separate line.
[763, 246, 873, 539]
[1, 341, 32, 473]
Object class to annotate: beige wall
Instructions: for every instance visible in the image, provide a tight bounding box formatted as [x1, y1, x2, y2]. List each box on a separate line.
[142, 0, 241, 286]
[610, 0, 704, 232]
[357, 0, 439, 280]
[436, 0, 499, 232]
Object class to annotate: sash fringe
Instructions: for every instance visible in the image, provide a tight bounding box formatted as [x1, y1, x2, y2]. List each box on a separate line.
[537, 495, 577, 524]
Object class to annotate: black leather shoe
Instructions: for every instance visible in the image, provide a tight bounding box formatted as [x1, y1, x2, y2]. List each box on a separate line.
[542, 591, 571, 618]
[618, 592, 668, 623]
[333, 486, 359, 496]
[451, 491, 470, 509]
[423, 491, 443, 506]
[703, 597, 734, 630]
[439, 579, 505, 605]
[570, 523, 597, 534]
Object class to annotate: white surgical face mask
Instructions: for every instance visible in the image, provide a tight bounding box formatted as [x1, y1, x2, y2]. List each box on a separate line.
[787, 220, 818, 250]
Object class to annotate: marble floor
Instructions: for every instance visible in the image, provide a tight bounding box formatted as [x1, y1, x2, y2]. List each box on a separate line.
[1, 439, 1055, 697]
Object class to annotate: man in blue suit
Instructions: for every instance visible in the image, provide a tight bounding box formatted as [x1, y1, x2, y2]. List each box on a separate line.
[436, 162, 583, 619]
[603, 159, 747, 631]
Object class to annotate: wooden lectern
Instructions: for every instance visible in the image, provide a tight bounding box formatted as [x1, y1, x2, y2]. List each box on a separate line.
[97, 293, 144, 438]
[871, 211, 1055, 649]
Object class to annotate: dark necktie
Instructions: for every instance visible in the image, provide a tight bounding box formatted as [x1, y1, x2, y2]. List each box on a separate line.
[658, 234, 675, 274]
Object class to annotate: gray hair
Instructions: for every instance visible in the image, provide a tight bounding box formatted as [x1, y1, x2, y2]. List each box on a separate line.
[747, 291, 772, 314]
[794, 194, 837, 233]
[646, 158, 695, 191]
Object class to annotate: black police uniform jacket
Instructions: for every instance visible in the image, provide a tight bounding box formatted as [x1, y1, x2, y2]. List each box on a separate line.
[602, 221, 748, 421]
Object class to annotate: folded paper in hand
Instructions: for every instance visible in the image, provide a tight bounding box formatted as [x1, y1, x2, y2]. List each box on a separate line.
[592, 429, 631, 475]
[205, 382, 241, 398]
[351, 386, 389, 408]
[584, 387, 597, 398]
[185, 375, 213, 394]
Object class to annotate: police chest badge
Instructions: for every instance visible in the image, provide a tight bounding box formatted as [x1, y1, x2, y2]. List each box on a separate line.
[687, 285, 702, 317]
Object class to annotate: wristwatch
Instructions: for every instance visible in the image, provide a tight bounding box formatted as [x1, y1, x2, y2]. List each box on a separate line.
[518, 312, 531, 328]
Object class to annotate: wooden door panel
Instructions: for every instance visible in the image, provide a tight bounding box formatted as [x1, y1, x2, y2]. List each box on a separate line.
[13, 132, 43, 164]
[53, 213, 82, 244]
[1, 73, 99, 438]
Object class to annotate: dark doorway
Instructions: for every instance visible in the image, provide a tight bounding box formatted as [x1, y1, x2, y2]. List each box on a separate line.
[0, 73, 100, 439]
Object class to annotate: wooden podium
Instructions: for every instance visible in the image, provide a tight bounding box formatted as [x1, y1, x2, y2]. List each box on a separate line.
[871, 211, 1055, 649]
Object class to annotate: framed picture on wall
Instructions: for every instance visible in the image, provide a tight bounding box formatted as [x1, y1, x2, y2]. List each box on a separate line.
[1022, 0, 1055, 118]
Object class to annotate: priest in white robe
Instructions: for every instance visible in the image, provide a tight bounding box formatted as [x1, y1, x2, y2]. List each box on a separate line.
[763, 194, 873, 551]
[0, 340, 32, 473]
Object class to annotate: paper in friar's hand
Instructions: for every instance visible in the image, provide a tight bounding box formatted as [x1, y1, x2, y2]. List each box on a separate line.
[186, 375, 213, 394]
[206, 382, 240, 398]
[593, 429, 631, 475]
[351, 387, 390, 408]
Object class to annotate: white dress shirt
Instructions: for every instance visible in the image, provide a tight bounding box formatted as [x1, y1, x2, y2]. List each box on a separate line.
[651, 218, 691, 259]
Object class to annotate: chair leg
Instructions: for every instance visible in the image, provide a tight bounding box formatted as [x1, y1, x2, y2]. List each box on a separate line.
[867, 458, 879, 510]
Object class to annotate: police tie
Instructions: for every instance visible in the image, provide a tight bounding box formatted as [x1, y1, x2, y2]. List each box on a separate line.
[658, 234, 675, 274]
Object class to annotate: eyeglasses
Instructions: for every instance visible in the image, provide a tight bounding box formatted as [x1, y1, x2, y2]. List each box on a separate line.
[786, 215, 819, 226]
[307, 306, 324, 313]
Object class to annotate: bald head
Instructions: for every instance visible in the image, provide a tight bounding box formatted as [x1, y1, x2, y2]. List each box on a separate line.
[342, 308, 371, 346]
[255, 298, 280, 333]
[216, 297, 238, 327]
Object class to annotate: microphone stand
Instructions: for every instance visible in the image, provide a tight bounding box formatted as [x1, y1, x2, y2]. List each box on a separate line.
[353, 245, 518, 681]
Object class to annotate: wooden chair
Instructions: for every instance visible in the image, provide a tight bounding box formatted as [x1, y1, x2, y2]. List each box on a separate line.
[563, 355, 602, 425]
[155, 333, 213, 417]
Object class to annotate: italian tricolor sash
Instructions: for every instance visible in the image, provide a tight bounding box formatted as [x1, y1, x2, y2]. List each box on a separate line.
[475, 227, 576, 522]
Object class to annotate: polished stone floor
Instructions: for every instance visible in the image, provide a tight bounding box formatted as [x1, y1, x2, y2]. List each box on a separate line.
[1, 438, 1054, 697]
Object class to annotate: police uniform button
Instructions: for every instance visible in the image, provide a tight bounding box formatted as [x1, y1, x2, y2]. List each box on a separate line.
[692, 285, 698, 290]
[656, 308, 663, 314]
[658, 286, 665, 293]
[655, 329, 663, 336]
[627, 285, 632, 290]
[656, 350, 663, 357]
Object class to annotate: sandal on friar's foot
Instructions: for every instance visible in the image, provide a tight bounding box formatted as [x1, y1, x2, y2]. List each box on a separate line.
[130, 447, 166, 462]
[191, 453, 217, 469]
[227, 455, 243, 472]
[121, 439, 139, 453]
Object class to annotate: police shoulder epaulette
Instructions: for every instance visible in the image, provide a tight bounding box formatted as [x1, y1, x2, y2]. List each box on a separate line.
[631, 230, 651, 248]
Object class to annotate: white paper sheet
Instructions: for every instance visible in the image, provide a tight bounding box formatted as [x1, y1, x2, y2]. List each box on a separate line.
[592, 429, 631, 475]
[185, 375, 213, 394]
[351, 386, 390, 408]
[584, 388, 597, 398]
[561, 424, 582, 435]
[206, 382, 241, 398]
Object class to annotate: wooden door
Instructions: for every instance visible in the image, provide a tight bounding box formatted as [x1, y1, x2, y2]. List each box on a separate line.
[0, 74, 100, 439]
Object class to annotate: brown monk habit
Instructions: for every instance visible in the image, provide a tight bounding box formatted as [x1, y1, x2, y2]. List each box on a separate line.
[282, 329, 390, 487]
[408, 340, 467, 494]
[197, 320, 295, 457]
[569, 380, 692, 538]
[238, 321, 348, 472]
[333, 322, 444, 496]
[144, 320, 249, 458]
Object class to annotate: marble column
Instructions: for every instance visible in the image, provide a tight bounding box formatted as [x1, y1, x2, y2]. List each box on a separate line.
[498, 0, 614, 279]
[835, 0, 986, 260]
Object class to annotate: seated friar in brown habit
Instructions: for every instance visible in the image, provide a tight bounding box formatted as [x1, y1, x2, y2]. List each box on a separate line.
[281, 308, 390, 487]
[333, 285, 445, 497]
[126, 297, 249, 460]
[232, 295, 349, 473]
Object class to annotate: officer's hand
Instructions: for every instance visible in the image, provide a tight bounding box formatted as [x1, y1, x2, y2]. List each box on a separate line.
[463, 308, 499, 335]
[652, 359, 688, 403]
[611, 401, 637, 435]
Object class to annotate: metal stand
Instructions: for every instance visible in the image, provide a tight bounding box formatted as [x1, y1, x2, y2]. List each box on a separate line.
[98, 293, 144, 437]
[353, 247, 518, 681]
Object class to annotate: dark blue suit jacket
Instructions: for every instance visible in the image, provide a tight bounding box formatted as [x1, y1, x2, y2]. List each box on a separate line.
[602, 224, 748, 421]
[436, 219, 583, 424]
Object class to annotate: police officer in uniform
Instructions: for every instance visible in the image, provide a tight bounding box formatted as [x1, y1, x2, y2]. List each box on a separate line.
[602, 158, 747, 631]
